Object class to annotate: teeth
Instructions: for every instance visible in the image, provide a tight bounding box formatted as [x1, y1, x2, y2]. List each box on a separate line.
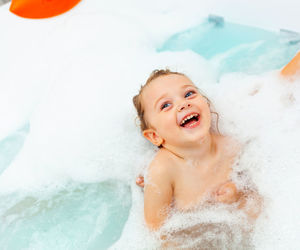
[180, 114, 199, 125]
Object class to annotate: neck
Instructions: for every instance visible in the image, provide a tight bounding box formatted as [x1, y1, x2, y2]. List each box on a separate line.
[163, 132, 219, 162]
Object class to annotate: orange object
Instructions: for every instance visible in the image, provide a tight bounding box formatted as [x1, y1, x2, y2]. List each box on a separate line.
[10, 0, 81, 19]
[281, 52, 300, 76]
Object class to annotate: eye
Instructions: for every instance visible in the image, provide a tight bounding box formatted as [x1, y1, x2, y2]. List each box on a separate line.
[161, 102, 171, 110]
[185, 90, 196, 98]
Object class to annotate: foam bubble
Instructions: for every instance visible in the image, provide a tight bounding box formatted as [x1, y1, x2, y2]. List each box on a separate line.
[0, 0, 300, 249]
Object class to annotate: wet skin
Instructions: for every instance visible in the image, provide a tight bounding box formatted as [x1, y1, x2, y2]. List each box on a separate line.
[140, 74, 241, 230]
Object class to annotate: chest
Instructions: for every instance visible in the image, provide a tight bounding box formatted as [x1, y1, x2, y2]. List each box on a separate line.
[173, 156, 233, 209]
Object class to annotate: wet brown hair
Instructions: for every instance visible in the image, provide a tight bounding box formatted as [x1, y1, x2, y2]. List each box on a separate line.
[132, 69, 220, 134]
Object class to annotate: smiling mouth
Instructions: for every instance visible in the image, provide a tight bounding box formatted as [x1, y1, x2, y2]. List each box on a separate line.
[180, 113, 200, 127]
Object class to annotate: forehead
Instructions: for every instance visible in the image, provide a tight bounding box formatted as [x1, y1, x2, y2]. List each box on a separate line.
[142, 74, 194, 100]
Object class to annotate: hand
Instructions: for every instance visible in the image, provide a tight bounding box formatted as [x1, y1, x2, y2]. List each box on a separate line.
[238, 190, 263, 220]
[136, 175, 144, 188]
[215, 181, 240, 204]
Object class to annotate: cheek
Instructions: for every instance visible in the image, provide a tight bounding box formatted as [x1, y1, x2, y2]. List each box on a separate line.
[207, 111, 212, 126]
[143, 111, 154, 130]
[201, 102, 212, 125]
[144, 112, 165, 132]
[156, 113, 176, 132]
[206, 110, 214, 131]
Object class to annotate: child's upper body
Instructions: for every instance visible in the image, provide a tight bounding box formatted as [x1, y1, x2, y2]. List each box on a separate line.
[133, 51, 300, 231]
[134, 71, 245, 230]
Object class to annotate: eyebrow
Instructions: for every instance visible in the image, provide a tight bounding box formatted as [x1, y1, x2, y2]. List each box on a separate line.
[153, 84, 196, 109]
[181, 84, 196, 89]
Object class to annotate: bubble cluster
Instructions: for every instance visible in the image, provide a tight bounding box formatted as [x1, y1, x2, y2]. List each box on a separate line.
[0, 1, 299, 249]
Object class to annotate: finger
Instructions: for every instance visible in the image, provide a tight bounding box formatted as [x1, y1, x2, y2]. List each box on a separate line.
[136, 177, 145, 188]
[136, 176, 144, 183]
[136, 182, 144, 188]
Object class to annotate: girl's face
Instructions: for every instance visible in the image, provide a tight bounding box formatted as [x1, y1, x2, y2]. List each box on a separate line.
[141, 74, 212, 148]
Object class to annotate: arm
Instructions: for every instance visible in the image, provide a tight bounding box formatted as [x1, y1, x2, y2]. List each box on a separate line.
[144, 162, 173, 231]
[281, 51, 300, 77]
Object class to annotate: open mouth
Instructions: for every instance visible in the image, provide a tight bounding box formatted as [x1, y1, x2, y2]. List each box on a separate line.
[180, 113, 200, 128]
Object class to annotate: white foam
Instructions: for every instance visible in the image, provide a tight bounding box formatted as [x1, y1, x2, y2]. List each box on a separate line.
[0, 1, 299, 249]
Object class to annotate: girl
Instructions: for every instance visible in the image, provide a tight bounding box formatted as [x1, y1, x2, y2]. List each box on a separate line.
[133, 52, 300, 231]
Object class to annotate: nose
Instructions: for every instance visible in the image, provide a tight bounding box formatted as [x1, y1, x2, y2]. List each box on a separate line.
[177, 102, 191, 111]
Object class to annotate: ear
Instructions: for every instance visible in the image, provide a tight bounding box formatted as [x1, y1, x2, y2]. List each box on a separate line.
[143, 128, 164, 147]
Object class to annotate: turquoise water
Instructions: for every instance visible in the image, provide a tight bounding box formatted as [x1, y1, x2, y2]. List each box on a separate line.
[0, 127, 131, 249]
[0, 17, 299, 249]
[159, 19, 300, 78]
[0, 181, 131, 250]
[0, 124, 29, 175]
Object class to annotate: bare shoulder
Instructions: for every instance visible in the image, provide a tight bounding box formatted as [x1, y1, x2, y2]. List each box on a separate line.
[146, 148, 176, 184]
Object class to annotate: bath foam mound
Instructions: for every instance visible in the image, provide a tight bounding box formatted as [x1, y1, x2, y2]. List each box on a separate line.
[0, 0, 299, 249]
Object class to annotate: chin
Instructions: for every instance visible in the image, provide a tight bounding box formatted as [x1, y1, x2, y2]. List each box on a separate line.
[184, 127, 210, 143]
